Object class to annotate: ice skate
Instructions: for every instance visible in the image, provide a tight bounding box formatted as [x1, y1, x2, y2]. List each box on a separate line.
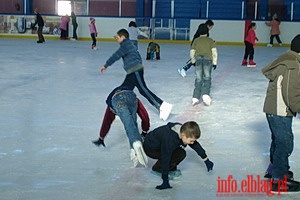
[247, 60, 256, 67]
[192, 98, 199, 106]
[271, 179, 300, 193]
[241, 59, 247, 66]
[159, 101, 173, 121]
[130, 148, 139, 168]
[178, 67, 186, 77]
[202, 95, 212, 106]
[133, 141, 148, 168]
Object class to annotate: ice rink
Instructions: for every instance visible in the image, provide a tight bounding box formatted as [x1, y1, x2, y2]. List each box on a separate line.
[0, 38, 299, 200]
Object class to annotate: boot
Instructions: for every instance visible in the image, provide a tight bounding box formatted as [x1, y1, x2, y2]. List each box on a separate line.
[247, 60, 256, 67]
[241, 59, 247, 66]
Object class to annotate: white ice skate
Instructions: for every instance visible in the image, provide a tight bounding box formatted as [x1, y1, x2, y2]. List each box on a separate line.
[192, 98, 199, 106]
[133, 141, 148, 168]
[159, 101, 173, 121]
[202, 95, 212, 106]
[130, 148, 139, 168]
[178, 67, 186, 77]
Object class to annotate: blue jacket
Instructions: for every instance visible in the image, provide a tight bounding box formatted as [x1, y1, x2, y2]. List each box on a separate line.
[143, 122, 207, 179]
[104, 39, 143, 74]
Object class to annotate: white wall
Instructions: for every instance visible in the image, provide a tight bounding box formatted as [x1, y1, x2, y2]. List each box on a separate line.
[76, 17, 135, 39]
[191, 19, 300, 45]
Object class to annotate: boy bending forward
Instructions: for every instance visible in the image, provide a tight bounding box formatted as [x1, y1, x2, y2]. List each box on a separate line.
[143, 121, 214, 190]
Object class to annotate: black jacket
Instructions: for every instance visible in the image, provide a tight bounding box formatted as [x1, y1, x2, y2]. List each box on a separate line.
[143, 122, 207, 178]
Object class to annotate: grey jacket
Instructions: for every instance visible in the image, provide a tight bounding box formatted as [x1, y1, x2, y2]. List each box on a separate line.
[262, 50, 300, 116]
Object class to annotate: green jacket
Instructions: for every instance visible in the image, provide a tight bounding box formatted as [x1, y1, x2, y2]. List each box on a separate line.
[262, 50, 300, 116]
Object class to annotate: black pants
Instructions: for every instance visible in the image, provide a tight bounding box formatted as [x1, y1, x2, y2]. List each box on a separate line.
[121, 70, 163, 110]
[270, 35, 282, 44]
[37, 26, 44, 42]
[72, 24, 78, 39]
[243, 41, 254, 60]
[143, 147, 186, 172]
[91, 33, 96, 46]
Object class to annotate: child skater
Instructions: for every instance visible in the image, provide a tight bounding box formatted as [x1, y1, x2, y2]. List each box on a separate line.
[178, 19, 214, 77]
[146, 42, 160, 60]
[93, 86, 148, 167]
[242, 22, 259, 67]
[92, 96, 150, 147]
[262, 35, 300, 192]
[127, 21, 148, 49]
[265, 14, 282, 47]
[100, 29, 172, 121]
[143, 121, 214, 190]
[190, 24, 217, 106]
[89, 17, 98, 50]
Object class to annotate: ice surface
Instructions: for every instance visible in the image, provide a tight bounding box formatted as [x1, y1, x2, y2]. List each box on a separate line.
[0, 38, 299, 200]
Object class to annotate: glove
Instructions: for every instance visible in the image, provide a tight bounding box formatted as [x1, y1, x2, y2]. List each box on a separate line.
[92, 138, 106, 147]
[156, 178, 172, 190]
[204, 159, 214, 172]
[141, 131, 147, 138]
[212, 65, 217, 70]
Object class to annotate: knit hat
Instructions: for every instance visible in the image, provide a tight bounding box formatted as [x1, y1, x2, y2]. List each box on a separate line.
[197, 24, 208, 35]
[291, 34, 300, 53]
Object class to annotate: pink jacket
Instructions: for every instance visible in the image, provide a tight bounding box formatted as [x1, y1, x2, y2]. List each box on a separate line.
[265, 19, 280, 35]
[245, 29, 258, 46]
[59, 16, 70, 31]
[89, 22, 97, 34]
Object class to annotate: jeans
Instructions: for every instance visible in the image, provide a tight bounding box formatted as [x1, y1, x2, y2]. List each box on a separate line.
[193, 56, 212, 99]
[111, 90, 142, 148]
[266, 114, 294, 179]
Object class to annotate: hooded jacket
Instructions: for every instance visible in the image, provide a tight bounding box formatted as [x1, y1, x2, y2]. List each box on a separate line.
[262, 50, 300, 116]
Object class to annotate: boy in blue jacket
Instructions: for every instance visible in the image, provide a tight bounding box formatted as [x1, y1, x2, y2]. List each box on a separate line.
[143, 121, 214, 190]
[100, 29, 172, 121]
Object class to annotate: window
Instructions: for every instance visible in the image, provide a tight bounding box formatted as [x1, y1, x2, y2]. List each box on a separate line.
[58, 0, 71, 16]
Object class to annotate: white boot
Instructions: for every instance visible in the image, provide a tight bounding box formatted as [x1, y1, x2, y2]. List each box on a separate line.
[178, 67, 186, 77]
[130, 148, 139, 168]
[202, 95, 212, 106]
[192, 98, 199, 106]
[133, 141, 148, 168]
[159, 101, 173, 121]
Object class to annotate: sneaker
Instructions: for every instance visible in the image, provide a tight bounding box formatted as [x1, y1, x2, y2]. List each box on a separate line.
[178, 67, 186, 77]
[130, 149, 139, 168]
[169, 169, 182, 178]
[271, 179, 300, 193]
[150, 170, 175, 180]
[267, 44, 273, 47]
[159, 101, 173, 121]
[133, 141, 148, 168]
[279, 43, 282, 46]
[202, 95, 212, 106]
[192, 98, 199, 106]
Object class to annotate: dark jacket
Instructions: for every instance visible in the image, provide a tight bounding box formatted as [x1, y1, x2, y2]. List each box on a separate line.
[33, 13, 44, 27]
[262, 50, 300, 116]
[143, 122, 207, 179]
[104, 38, 143, 74]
